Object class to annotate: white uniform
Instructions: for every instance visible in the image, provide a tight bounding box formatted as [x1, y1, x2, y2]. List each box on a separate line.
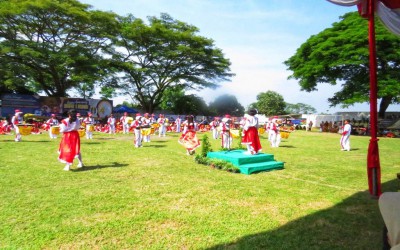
[107, 116, 116, 134]
[11, 113, 23, 142]
[220, 120, 232, 149]
[340, 123, 351, 151]
[175, 117, 182, 133]
[269, 120, 280, 148]
[46, 117, 59, 139]
[157, 117, 167, 137]
[83, 117, 95, 139]
[130, 118, 143, 148]
[210, 120, 220, 139]
[120, 115, 129, 134]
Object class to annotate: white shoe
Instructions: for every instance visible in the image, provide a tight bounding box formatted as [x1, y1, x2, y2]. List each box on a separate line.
[77, 163, 83, 168]
[63, 165, 70, 171]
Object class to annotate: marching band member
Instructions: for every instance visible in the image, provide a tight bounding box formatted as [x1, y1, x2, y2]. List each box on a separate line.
[340, 119, 352, 151]
[175, 116, 182, 133]
[58, 109, 84, 171]
[11, 109, 24, 142]
[46, 114, 59, 139]
[131, 113, 143, 148]
[120, 112, 130, 134]
[178, 115, 200, 155]
[241, 109, 262, 155]
[142, 113, 152, 142]
[157, 114, 168, 137]
[107, 114, 116, 134]
[220, 114, 232, 149]
[209, 117, 220, 139]
[269, 117, 280, 147]
[83, 112, 95, 139]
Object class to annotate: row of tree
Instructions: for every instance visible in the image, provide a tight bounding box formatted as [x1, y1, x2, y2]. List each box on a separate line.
[0, 0, 233, 114]
[124, 90, 316, 117]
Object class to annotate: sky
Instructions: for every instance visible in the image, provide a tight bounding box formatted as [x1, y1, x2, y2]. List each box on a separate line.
[80, 0, 400, 114]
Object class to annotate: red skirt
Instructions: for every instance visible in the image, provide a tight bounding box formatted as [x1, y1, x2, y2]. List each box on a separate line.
[178, 130, 200, 151]
[242, 127, 262, 153]
[58, 131, 80, 164]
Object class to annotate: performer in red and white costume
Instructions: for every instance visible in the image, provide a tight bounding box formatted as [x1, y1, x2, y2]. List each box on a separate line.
[241, 109, 262, 155]
[178, 115, 200, 155]
[175, 116, 182, 133]
[142, 113, 152, 142]
[130, 113, 143, 148]
[58, 109, 83, 171]
[157, 114, 168, 137]
[340, 119, 352, 151]
[120, 112, 130, 134]
[46, 114, 59, 139]
[268, 117, 280, 147]
[83, 112, 95, 139]
[107, 114, 116, 134]
[220, 114, 232, 149]
[209, 117, 220, 139]
[11, 109, 24, 142]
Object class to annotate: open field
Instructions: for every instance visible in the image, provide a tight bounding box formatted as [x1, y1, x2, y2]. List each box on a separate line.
[1, 130, 399, 249]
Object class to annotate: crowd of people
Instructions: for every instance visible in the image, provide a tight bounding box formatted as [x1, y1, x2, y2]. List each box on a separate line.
[1, 108, 357, 171]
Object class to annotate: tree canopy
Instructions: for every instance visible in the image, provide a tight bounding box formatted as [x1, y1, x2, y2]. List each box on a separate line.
[0, 0, 119, 97]
[285, 103, 316, 115]
[284, 12, 400, 118]
[109, 13, 234, 113]
[208, 94, 244, 117]
[250, 91, 286, 116]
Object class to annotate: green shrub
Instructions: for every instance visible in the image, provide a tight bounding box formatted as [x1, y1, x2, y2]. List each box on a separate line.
[201, 133, 212, 157]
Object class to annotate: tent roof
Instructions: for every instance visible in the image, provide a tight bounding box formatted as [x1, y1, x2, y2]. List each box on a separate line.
[113, 105, 138, 113]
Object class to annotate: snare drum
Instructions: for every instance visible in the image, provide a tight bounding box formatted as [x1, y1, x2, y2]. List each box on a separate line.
[18, 125, 33, 135]
[78, 129, 86, 137]
[51, 126, 60, 135]
[88, 125, 94, 132]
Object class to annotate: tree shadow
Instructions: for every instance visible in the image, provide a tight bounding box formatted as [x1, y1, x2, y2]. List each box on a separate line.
[278, 145, 296, 148]
[73, 162, 128, 172]
[145, 144, 167, 148]
[206, 179, 399, 250]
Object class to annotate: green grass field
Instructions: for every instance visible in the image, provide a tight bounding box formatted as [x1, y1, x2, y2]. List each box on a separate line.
[1, 130, 399, 249]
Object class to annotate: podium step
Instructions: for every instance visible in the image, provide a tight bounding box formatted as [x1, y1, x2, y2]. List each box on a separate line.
[207, 150, 284, 175]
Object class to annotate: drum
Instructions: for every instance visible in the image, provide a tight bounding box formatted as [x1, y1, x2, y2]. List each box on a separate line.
[78, 129, 86, 137]
[280, 131, 290, 139]
[141, 128, 152, 136]
[258, 127, 265, 135]
[88, 125, 95, 132]
[230, 129, 240, 138]
[51, 126, 60, 135]
[18, 125, 33, 135]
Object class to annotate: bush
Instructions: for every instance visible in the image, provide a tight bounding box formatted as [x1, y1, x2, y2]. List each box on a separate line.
[201, 134, 212, 157]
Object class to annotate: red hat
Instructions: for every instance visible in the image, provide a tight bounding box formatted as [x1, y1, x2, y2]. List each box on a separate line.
[88, 112, 92, 116]
[51, 114, 56, 117]
[124, 112, 128, 115]
[77, 113, 81, 117]
[136, 113, 141, 116]
[224, 114, 231, 119]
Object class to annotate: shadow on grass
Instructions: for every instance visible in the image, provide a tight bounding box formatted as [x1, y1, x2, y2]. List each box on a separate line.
[145, 145, 167, 148]
[206, 179, 399, 250]
[278, 145, 296, 148]
[73, 162, 128, 172]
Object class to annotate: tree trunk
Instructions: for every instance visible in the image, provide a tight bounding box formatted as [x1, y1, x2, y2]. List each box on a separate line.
[378, 96, 393, 119]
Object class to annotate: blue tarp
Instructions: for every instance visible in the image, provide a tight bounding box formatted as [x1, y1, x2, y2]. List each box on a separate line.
[113, 105, 138, 113]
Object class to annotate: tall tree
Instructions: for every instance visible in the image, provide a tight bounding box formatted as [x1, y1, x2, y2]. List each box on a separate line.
[250, 91, 286, 116]
[284, 12, 400, 118]
[0, 0, 118, 97]
[285, 103, 316, 114]
[208, 94, 244, 117]
[111, 13, 234, 113]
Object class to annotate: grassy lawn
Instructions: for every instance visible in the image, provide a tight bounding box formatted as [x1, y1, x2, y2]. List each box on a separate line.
[1, 130, 399, 249]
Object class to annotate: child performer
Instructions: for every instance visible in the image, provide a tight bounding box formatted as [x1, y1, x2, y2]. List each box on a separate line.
[340, 119, 352, 151]
[11, 109, 24, 142]
[107, 114, 116, 134]
[241, 109, 262, 155]
[220, 114, 232, 149]
[130, 113, 143, 148]
[83, 112, 95, 139]
[210, 117, 220, 139]
[157, 114, 167, 137]
[46, 114, 59, 139]
[58, 109, 83, 171]
[178, 115, 200, 155]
